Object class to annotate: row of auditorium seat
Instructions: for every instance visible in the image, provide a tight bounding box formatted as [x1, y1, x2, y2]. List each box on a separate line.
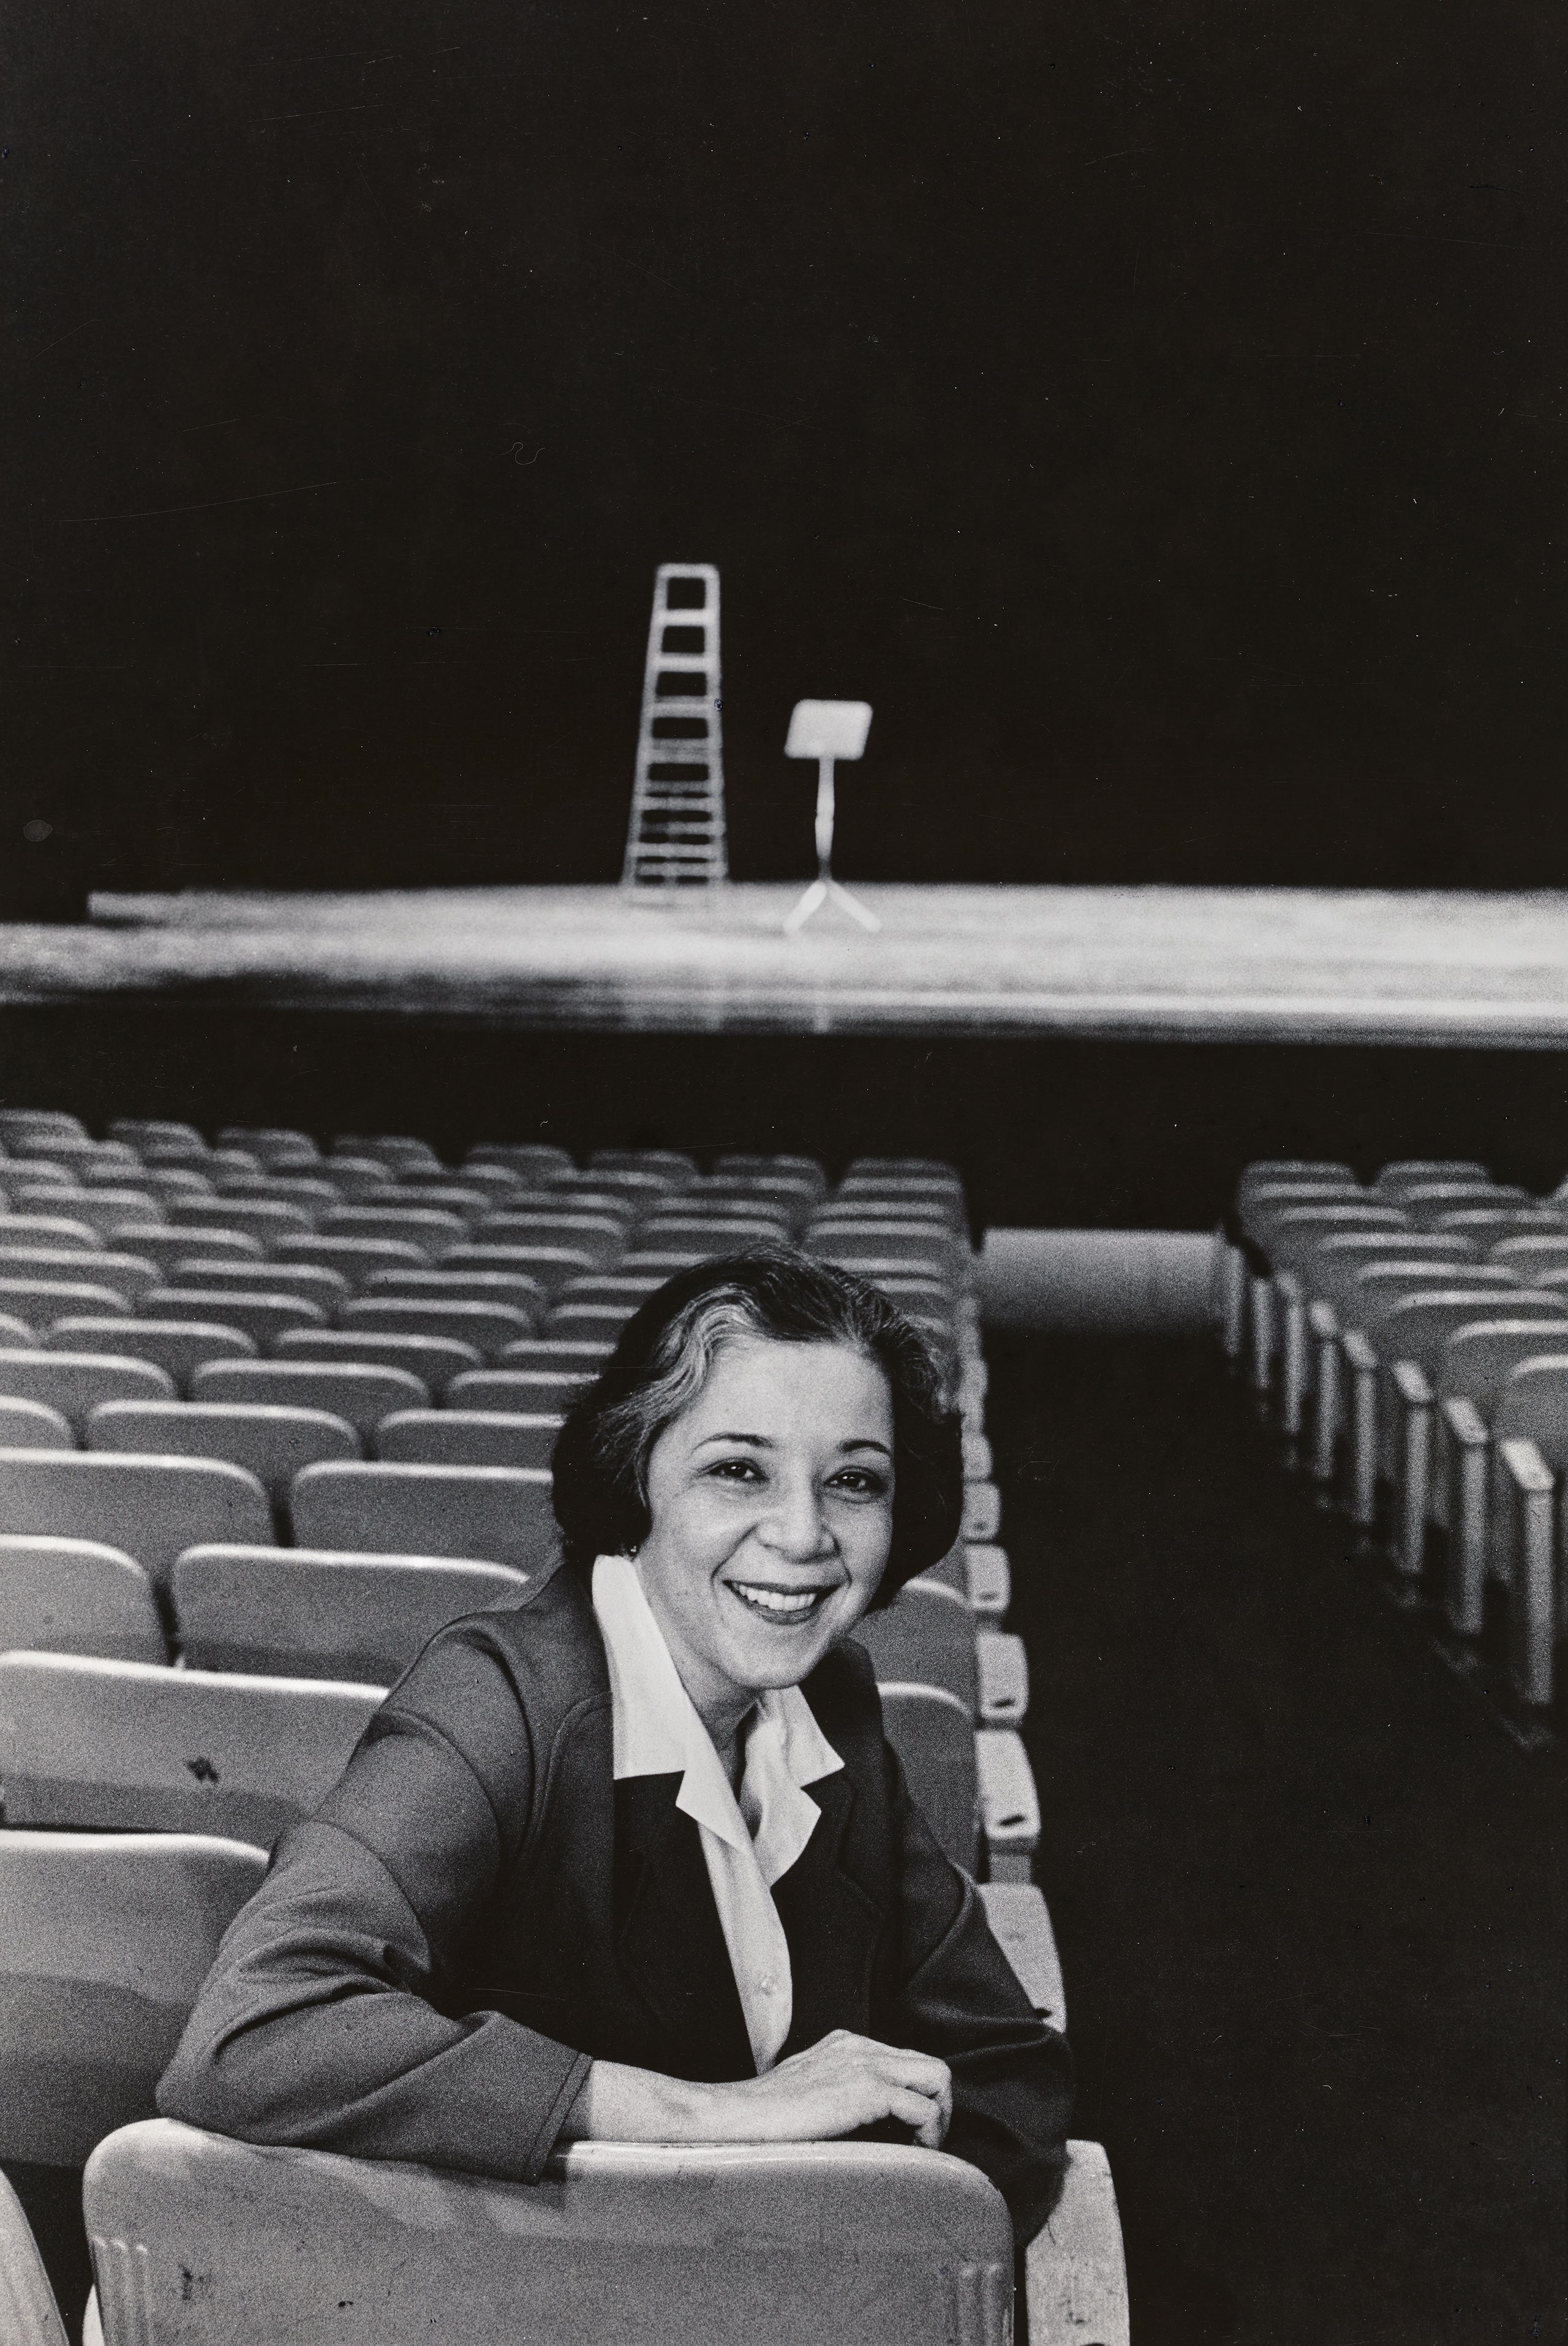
[0, 1113, 1128, 2346]
[1219, 1158, 1568, 1714]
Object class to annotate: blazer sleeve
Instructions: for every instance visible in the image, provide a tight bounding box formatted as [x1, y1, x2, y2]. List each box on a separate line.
[156, 1623, 592, 2182]
[880, 1738, 1075, 2246]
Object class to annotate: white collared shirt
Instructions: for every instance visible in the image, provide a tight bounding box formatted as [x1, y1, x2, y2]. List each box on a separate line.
[591, 1552, 845, 2075]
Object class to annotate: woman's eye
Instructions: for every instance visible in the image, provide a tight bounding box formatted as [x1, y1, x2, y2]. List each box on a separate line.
[830, 1469, 890, 1498]
[709, 1458, 764, 1484]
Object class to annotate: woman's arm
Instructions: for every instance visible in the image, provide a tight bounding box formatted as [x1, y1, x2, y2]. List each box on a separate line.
[158, 1635, 590, 2185]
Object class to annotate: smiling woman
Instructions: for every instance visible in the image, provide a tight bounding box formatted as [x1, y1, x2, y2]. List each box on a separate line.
[156, 1249, 1073, 2246]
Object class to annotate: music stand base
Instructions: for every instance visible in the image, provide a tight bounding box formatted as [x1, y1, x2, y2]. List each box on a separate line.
[783, 878, 882, 936]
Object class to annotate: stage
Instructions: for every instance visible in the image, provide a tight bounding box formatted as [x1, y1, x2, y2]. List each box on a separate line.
[18, 883, 1567, 1047]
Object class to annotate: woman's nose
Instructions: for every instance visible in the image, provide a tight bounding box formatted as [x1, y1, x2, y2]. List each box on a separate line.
[757, 1476, 834, 1558]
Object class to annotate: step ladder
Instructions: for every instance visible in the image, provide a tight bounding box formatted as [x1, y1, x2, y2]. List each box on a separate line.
[621, 563, 728, 888]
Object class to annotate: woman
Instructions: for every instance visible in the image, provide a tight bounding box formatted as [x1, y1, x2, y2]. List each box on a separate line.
[159, 1248, 1073, 2242]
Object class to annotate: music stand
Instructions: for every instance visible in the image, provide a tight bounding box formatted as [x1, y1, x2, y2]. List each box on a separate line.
[782, 700, 881, 935]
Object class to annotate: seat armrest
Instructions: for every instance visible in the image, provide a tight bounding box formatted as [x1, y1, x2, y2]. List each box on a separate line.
[1343, 1329, 1378, 1373]
[1025, 2140, 1131, 2346]
[1441, 1395, 1488, 1448]
[1500, 1435, 1552, 1498]
[976, 1727, 1040, 1882]
[1274, 1267, 1303, 1303]
[1308, 1298, 1339, 1340]
[963, 1542, 1011, 1621]
[962, 1480, 1001, 1542]
[1499, 1436, 1557, 1708]
[1392, 1359, 1433, 1409]
[975, 1628, 1029, 1725]
[961, 1430, 993, 1483]
[977, 1880, 1066, 2029]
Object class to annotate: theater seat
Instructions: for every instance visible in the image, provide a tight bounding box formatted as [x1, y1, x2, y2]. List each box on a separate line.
[47, 1319, 257, 1393]
[0, 1396, 74, 1448]
[0, 1653, 382, 1842]
[172, 1547, 530, 1681]
[134, 1288, 326, 1348]
[374, 1409, 563, 1471]
[191, 1357, 430, 1439]
[339, 1296, 535, 1361]
[0, 1450, 272, 1596]
[0, 1349, 176, 1429]
[0, 1833, 267, 2168]
[86, 1401, 361, 1502]
[82, 2121, 1128, 2346]
[290, 1459, 558, 1572]
[273, 1327, 481, 1394]
[0, 1247, 164, 1303]
[0, 1534, 167, 1662]
[448, 1367, 595, 1416]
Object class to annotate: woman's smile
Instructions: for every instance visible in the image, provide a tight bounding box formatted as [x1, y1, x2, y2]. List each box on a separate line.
[723, 1577, 840, 1623]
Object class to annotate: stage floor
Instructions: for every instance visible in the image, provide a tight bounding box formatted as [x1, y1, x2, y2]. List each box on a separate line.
[5, 883, 1565, 1045]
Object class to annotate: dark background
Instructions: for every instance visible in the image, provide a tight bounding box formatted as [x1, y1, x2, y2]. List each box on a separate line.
[3, 0, 1560, 905]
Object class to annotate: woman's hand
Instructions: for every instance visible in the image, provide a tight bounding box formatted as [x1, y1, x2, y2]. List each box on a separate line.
[565, 2031, 952, 2151]
[709, 2029, 953, 2149]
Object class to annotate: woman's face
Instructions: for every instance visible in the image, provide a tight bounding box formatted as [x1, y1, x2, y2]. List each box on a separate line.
[633, 1334, 896, 1729]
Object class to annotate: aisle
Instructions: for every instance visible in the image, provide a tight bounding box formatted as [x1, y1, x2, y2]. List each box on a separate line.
[993, 1334, 1566, 2345]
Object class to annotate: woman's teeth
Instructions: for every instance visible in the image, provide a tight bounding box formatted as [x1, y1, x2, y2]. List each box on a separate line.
[729, 1582, 827, 1621]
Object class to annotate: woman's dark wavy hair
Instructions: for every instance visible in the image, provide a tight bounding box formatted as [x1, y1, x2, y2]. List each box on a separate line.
[551, 1247, 962, 1609]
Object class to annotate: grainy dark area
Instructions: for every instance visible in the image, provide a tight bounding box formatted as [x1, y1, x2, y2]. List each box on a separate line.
[998, 1332, 1566, 2344]
[1, 1001, 1566, 1232]
[1, 0, 1558, 905]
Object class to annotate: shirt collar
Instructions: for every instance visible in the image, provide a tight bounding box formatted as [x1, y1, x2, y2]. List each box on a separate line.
[591, 1552, 843, 1876]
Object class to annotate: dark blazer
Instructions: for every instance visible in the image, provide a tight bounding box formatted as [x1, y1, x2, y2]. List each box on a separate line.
[157, 1566, 1072, 2241]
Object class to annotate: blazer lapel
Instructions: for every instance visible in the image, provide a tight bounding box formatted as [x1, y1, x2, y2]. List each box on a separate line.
[613, 1774, 755, 2080]
[772, 1767, 887, 2056]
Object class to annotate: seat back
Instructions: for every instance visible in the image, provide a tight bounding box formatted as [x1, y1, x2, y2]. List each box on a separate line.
[0, 1652, 382, 1842]
[1348, 1263, 1519, 1328]
[190, 1357, 429, 1438]
[274, 1327, 481, 1393]
[1488, 1234, 1568, 1277]
[374, 1409, 562, 1471]
[878, 1684, 978, 1871]
[0, 1245, 165, 1302]
[84, 2121, 1014, 2346]
[290, 1460, 557, 1571]
[0, 1450, 271, 1594]
[173, 1546, 529, 1681]
[852, 1583, 979, 1718]
[1376, 1290, 1565, 1378]
[0, 1348, 176, 1428]
[339, 1297, 535, 1360]
[363, 1267, 546, 1314]
[448, 1368, 595, 1416]
[139, 1288, 329, 1346]
[1493, 1356, 1568, 1476]
[1400, 1183, 1529, 1226]
[0, 1534, 167, 1662]
[47, 1318, 257, 1392]
[500, 1338, 616, 1376]
[1438, 1321, 1568, 1418]
[275, 1235, 430, 1286]
[0, 1835, 267, 2165]
[0, 1395, 74, 1447]
[1374, 1161, 1490, 1191]
[86, 1401, 362, 1499]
